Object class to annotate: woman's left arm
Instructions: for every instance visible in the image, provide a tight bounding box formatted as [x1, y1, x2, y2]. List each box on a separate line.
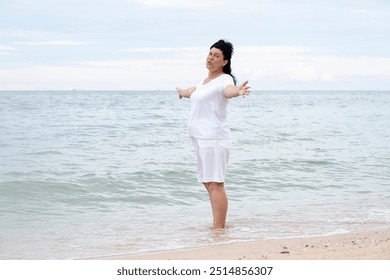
[224, 81, 251, 99]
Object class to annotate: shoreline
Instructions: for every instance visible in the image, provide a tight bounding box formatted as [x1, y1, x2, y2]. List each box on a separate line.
[92, 228, 390, 260]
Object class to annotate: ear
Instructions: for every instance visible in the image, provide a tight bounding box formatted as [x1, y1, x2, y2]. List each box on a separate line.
[223, 60, 228, 66]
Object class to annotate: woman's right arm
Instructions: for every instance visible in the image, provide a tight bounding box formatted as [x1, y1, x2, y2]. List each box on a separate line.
[176, 87, 196, 99]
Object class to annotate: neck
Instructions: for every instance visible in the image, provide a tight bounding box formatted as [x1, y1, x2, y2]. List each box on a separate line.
[208, 69, 224, 79]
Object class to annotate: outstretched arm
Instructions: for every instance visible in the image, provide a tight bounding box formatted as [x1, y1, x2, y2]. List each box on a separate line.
[176, 87, 196, 99]
[224, 81, 251, 99]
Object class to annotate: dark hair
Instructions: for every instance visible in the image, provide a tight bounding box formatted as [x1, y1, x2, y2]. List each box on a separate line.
[210, 39, 237, 85]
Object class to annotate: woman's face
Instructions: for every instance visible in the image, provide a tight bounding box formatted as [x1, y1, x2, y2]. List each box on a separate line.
[206, 47, 228, 72]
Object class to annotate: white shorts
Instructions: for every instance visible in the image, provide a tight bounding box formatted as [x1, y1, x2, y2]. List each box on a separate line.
[191, 138, 232, 183]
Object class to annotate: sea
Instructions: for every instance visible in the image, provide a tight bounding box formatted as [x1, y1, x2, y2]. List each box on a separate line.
[0, 90, 389, 259]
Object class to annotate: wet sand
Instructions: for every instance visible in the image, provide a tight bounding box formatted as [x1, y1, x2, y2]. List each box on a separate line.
[95, 228, 390, 260]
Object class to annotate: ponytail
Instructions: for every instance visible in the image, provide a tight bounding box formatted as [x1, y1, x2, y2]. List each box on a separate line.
[210, 39, 237, 85]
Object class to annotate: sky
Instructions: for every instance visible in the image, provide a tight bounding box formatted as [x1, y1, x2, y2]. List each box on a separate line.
[1, 0, 390, 90]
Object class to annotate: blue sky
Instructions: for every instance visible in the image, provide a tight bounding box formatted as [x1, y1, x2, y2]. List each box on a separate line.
[1, 0, 390, 90]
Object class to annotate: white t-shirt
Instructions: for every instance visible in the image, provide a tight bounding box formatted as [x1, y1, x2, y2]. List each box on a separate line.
[188, 74, 234, 139]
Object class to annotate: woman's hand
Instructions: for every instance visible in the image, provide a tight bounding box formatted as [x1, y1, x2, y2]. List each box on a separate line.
[224, 81, 251, 99]
[176, 87, 184, 99]
[176, 86, 196, 99]
[238, 80, 250, 98]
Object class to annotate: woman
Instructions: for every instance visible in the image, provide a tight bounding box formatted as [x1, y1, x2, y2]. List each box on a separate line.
[176, 39, 250, 229]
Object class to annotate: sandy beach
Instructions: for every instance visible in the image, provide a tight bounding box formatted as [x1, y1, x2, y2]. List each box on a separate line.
[96, 228, 390, 260]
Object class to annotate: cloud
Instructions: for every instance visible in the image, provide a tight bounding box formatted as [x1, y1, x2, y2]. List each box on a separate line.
[1, 45, 390, 90]
[0, 57, 204, 90]
[123, 47, 203, 53]
[135, 0, 204, 7]
[19, 40, 90, 46]
[122, 47, 206, 61]
[0, 45, 14, 56]
[135, 0, 237, 8]
[135, 0, 278, 10]
[234, 46, 390, 84]
[0, 45, 14, 50]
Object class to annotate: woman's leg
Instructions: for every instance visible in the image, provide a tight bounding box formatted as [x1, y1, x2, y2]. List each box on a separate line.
[204, 182, 228, 229]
